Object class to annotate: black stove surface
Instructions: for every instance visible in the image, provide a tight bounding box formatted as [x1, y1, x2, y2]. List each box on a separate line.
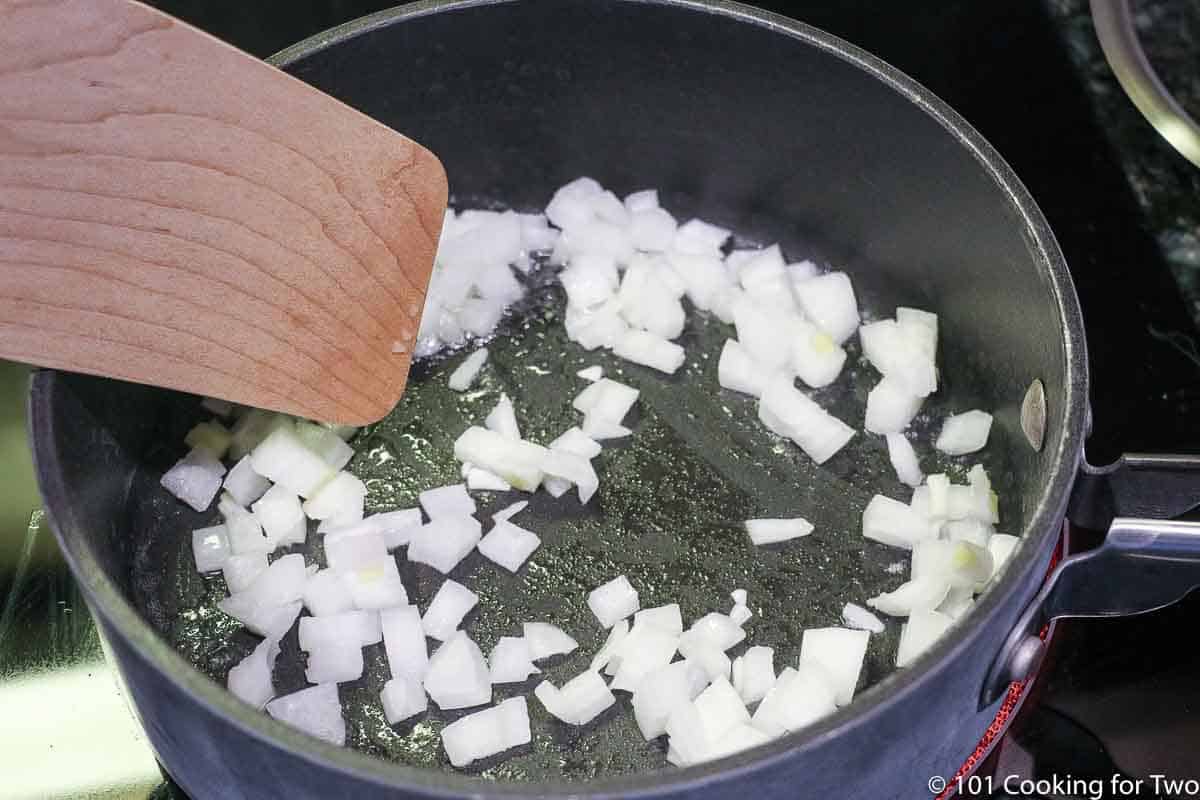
[7, 1, 1200, 797]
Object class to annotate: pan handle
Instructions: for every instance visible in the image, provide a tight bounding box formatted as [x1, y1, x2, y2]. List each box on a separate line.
[979, 516, 1200, 708]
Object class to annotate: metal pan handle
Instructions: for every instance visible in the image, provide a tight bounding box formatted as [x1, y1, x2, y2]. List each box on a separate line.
[980, 498, 1200, 708]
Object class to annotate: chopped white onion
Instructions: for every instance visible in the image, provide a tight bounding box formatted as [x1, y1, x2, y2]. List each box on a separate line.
[302, 567, 355, 616]
[865, 376, 924, 435]
[407, 515, 481, 574]
[448, 347, 489, 392]
[492, 500, 529, 523]
[758, 375, 856, 464]
[477, 519, 541, 572]
[453, 426, 549, 491]
[252, 484, 307, 548]
[223, 552, 268, 594]
[750, 663, 836, 738]
[896, 609, 954, 667]
[841, 602, 885, 634]
[293, 421, 355, 471]
[381, 675, 428, 725]
[381, 604, 428, 681]
[988, 533, 1020, 579]
[867, 576, 951, 617]
[587, 575, 640, 628]
[590, 619, 630, 671]
[935, 410, 994, 455]
[160, 447, 226, 512]
[731, 645, 775, 705]
[729, 603, 753, 626]
[674, 218, 730, 256]
[613, 329, 686, 374]
[631, 659, 709, 741]
[488, 636, 540, 684]
[192, 524, 230, 573]
[484, 394, 522, 440]
[304, 639, 364, 685]
[692, 676, 751, 745]
[536, 670, 615, 725]
[540, 450, 600, 504]
[523, 622, 579, 661]
[859, 320, 937, 398]
[323, 529, 388, 573]
[792, 272, 860, 344]
[218, 596, 302, 638]
[573, 378, 639, 427]
[633, 603, 684, 635]
[577, 365, 604, 381]
[266, 683, 345, 746]
[717, 339, 768, 398]
[418, 483, 476, 519]
[248, 428, 333, 499]
[911, 539, 994, 589]
[227, 635, 280, 709]
[862, 494, 939, 549]
[423, 631, 491, 710]
[223, 455, 271, 507]
[744, 517, 814, 546]
[340, 558, 408, 610]
[440, 696, 531, 768]
[609, 622, 680, 692]
[548, 427, 602, 460]
[885, 433, 923, 487]
[790, 321, 847, 389]
[422, 579, 479, 642]
[372, 508, 424, 550]
[799, 627, 869, 706]
[298, 611, 381, 652]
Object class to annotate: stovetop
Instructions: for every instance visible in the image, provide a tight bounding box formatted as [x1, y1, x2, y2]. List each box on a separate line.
[2, 1, 1199, 798]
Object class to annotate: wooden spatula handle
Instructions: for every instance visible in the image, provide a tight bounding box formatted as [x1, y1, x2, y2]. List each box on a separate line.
[0, 0, 447, 424]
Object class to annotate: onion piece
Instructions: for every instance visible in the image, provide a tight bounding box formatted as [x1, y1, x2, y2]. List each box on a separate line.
[911, 539, 994, 589]
[731, 589, 748, 605]
[161, 447, 226, 511]
[799, 627, 869, 705]
[896, 609, 954, 667]
[304, 639, 365, 685]
[624, 188, 659, 213]
[223, 552, 268, 594]
[729, 603, 752, 626]
[185, 421, 232, 458]
[577, 365, 604, 382]
[488, 636, 540, 684]
[841, 602, 885, 634]
[477, 519, 541, 573]
[681, 613, 746, 653]
[633, 603, 684, 636]
[609, 623, 680, 692]
[896, 307, 938, 360]
[229, 410, 292, 461]
[223, 455, 271, 507]
[867, 576, 951, 617]
[381, 605, 428, 681]
[589, 619, 630, 671]
[492, 500, 529, 523]
[340, 558, 408, 609]
[707, 723, 773, 760]
[692, 676, 751, 743]
[453, 427, 549, 491]
[252, 484, 307, 547]
[632, 659, 709, 741]
[935, 410, 994, 455]
[944, 518, 994, 548]
[421, 579, 479, 642]
[717, 339, 769, 398]
[792, 272, 860, 344]
[674, 218, 731, 256]
[407, 515, 482, 574]
[613, 329, 686, 374]
[484, 394, 522, 440]
[228, 635, 280, 710]
[750, 663, 837, 737]
[323, 529, 388, 573]
[249, 428, 334, 499]
[730, 646, 775, 705]
[465, 463, 512, 492]
[293, 421, 355, 471]
[423, 631, 491, 710]
[218, 596, 302, 638]
[862, 494, 939, 550]
[885, 433, 924, 488]
[536, 670, 615, 725]
[380, 675, 428, 725]
[587, 575, 640, 628]
[865, 377, 924, 435]
[372, 508, 424, 550]
[790, 321, 847, 389]
[302, 567, 355, 616]
[441, 696, 531, 768]
[541, 450, 600, 504]
[572, 378, 639, 426]
[523, 622, 579, 661]
[266, 684, 345, 746]
[220, 493, 272, 555]
[192, 524, 230, 573]
[418, 483, 476, 519]
[548, 427, 602, 460]
[859, 320, 937, 397]
[758, 376, 856, 464]
[299, 610, 381, 651]
[938, 586, 975, 620]
[744, 517, 814, 546]
[988, 533, 1019, 579]
[448, 347, 489, 392]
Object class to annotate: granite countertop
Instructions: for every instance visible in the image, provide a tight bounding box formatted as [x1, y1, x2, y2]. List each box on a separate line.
[1049, 0, 1200, 328]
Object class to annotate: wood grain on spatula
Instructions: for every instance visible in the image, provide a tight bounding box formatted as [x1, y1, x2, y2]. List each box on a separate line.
[0, 0, 447, 424]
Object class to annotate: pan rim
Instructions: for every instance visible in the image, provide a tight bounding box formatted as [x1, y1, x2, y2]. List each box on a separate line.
[29, 0, 1088, 795]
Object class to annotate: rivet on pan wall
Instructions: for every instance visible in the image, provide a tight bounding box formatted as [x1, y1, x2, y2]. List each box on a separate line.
[1021, 379, 1046, 452]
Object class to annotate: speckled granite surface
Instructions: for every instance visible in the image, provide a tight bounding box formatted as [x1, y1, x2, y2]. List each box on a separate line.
[1049, 0, 1200, 327]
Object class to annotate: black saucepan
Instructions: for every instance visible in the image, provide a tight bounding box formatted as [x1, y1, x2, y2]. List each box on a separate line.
[27, 1, 1200, 798]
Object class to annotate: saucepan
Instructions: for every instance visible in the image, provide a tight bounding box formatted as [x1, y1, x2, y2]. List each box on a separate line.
[27, 0, 1200, 797]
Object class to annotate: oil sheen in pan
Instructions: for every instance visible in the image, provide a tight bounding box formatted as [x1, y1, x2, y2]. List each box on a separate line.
[141, 250, 1012, 780]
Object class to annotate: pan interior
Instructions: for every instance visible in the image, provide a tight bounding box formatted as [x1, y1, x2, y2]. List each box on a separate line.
[34, 0, 1077, 788]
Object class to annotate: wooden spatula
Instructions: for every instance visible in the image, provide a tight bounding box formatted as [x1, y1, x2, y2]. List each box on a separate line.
[0, 0, 447, 425]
